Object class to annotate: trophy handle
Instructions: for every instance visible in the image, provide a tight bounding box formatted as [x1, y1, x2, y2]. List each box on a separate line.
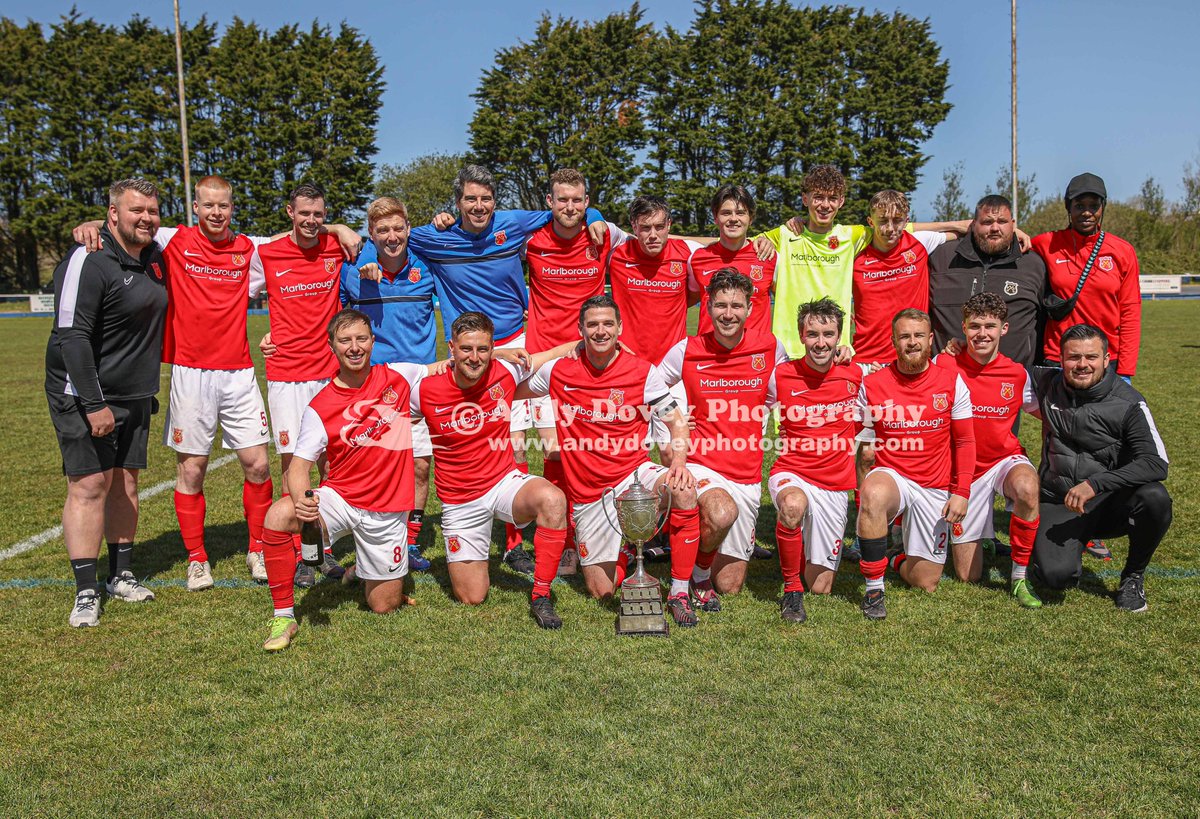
[653, 479, 673, 538]
[600, 487, 625, 538]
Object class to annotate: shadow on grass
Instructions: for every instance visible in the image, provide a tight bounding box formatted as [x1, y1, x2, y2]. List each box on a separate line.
[136, 521, 251, 582]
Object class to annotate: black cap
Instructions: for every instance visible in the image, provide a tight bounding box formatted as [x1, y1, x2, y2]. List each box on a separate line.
[1064, 172, 1107, 206]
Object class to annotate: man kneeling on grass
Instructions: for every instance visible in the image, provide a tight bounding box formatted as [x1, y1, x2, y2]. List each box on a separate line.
[260, 310, 445, 652]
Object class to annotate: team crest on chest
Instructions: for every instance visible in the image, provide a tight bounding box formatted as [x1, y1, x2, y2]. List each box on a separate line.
[382, 386, 398, 405]
[488, 383, 505, 401]
[232, 253, 246, 266]
[609, 389, 625, 406]
[902, 249, 917, 264]
[828, 235, 839, 250]
[447, 536, 461, 554]
[171, 427, 183, 445]
[278, 430, 290, 447]
[932, 393, 948, 411]
[494, 229, 507, 246]
[408, 267, 421, 283]
[324, 257, 336, 274]
[749, 265, 763, 280]
[1004, 281, 1019, 296]
[1000, 382, 1015, 400]
[1098, 256, 1114, 272]
[585, 245, 598, 261]
[670, 261, 684, 275]
[751, 353, 766, 371]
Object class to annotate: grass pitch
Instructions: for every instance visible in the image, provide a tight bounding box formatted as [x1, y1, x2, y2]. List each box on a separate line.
[0, 305, 1197, 816]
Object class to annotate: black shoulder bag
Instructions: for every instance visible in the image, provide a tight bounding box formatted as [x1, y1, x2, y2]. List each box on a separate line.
[1042, 231, 1105, 321]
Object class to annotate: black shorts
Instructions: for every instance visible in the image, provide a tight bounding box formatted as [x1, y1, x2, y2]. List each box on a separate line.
[47, 393, 156, 476]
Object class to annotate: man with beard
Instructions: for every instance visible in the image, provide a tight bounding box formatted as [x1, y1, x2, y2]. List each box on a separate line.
[929, 195, 1046, 367]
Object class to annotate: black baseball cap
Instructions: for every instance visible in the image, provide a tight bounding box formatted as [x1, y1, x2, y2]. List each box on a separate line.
[1064, 172, 1107, 206]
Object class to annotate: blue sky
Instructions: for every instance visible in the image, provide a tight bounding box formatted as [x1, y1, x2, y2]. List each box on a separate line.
[3, 0, 1197, 219]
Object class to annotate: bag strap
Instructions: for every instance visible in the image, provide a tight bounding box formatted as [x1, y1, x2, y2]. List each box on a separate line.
[1066, 230, 1106, 302]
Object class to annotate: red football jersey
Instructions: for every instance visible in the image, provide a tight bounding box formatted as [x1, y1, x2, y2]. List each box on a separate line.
[859, 363, 973, 492]
[413, 359, 527, 505]
[658, 330, 786, 484]
[852, 231, 931, 365]
[687, 242, 776, 335]
[293, 363, 423, 512]
[935, 351, 1036, 477]
[255, 234, 343, 382]
[158, 226, 261, 370]
[1032, 229, 1142, 376]
[524, 224, 613, 352]
[608, 238, 700, 364]
[767, 359, 864, 491]
[526, 352, 672, 504]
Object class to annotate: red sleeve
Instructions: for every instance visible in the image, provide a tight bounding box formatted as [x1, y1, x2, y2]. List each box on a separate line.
[949, 416, 976, 499]
[1116, 246, 1142, 376]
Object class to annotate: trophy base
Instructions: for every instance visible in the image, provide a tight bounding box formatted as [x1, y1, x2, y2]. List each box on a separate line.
[616, 584, 669, 637]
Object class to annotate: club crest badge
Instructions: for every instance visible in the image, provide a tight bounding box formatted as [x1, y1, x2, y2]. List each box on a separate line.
[749, 265, 764, 280]
[447, 536, 461, 554]
[1004, 281, 1019, 296]
[902, 249, 917, 264]
[670, 261, 684, 275]
[751, 353, 766, 371]
[609, 389, 625, 406]
[952, 522, 964, 537]
[1098, 256, 1114, 272]
[324, 257, 336, 274]
[489, 383, 505, 401]
[932, 393, 948, 411]
[1000, 382, 1015, 400]
[578, 542, 589, 559]
[278, 430, 290, 447]
[828, 235, 839, 250]
[408, 267, 421, 283]
[697, 479, 711, 489]
[171, 427, 183, 445]
[150, 262, 164, 281]
[232, 254, 246, 266]
[585, 245, 598, 261]
[494, 230, 507, 246]
[382, 386, 398, 405]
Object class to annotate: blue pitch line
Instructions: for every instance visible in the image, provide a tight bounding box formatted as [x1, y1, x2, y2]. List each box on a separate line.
[2, 566, 1199, 592]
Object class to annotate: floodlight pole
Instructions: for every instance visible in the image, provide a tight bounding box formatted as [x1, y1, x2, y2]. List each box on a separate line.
[174, 0, 192, 224]
[1011, 0, 1018, 221]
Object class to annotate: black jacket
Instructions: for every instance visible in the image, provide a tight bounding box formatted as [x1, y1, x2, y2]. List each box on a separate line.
[44, 225, 168, 410]
[1033, 367, 1169, 503]
[928, 235, 1046, 366]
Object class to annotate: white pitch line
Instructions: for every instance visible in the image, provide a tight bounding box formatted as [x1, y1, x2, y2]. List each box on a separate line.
[0, 453, 240, 562]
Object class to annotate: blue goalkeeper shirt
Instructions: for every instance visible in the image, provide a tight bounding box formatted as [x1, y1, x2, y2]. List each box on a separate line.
[340, 246, 438, 364]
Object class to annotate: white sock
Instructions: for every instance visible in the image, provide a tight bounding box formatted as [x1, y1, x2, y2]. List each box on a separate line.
[866, 578, 885, 591]
[692, 566, 711, 583]
[1011, 564, 1027, 581]
[274, 607, 295, 619]
[670, 578, 689, 596]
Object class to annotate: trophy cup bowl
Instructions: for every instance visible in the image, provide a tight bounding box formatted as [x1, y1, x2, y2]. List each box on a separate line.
[603, 480, 671, 636]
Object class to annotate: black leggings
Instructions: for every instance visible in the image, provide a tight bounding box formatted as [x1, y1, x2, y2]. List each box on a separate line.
[1032, 483, 1172, 590]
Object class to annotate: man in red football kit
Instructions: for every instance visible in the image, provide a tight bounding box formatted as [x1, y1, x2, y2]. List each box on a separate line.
[606, 195, 703, 447]
[688, 185, 776, 335]
[412, 311, 577, 628]
[656, 269, 787, 608]
[1033, 172, 1142, 380]
[766, 298, 865, 622]
[934, 293, 1042, 608]
[855, 309, 976, 619]
[257, 310, 442, 652]
[516, 295, 702, 627]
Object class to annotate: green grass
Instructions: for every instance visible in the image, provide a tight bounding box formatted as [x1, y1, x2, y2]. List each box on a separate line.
[1, 305, 1198, 816]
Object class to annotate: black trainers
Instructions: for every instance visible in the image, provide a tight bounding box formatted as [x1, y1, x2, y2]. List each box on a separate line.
[780, 590, 807, 623]
[643, 533, 670, 562]
[842, 538, 862, 564]
[861, 588, 887, 620]
[689, 578, 721, 612]
[666, 592, 698, 627]
[530, 596, 563, 629]
[1115, 572, 1148, 613]
[751, 544, 775, 560]
[294, 562, 317, 589]
[503, 545, 535, 575]
[318, 553, 346, 581]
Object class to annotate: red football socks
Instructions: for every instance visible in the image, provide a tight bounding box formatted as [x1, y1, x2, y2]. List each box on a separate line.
[174, 490, 207, 563]
[668, 507, 701, 583]
[531, 525, 568, 599]
[242, 478, 273, 554]
[262, 527, 296, 612]
[776, 524, 806, 593]
[1009, 514, 1038, 568]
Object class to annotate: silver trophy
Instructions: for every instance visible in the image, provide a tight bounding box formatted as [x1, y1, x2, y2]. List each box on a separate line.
[603, 481, 672, 636]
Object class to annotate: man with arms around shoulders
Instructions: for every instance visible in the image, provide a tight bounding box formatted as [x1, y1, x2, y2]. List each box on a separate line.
[688, 185, 776, 335]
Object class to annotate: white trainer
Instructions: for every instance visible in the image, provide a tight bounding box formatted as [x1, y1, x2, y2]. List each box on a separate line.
[246, 551, 268, 582]
[68, 589, 101, 627]
[187, 560, 214, 592]
[105, 571, 155, 602]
